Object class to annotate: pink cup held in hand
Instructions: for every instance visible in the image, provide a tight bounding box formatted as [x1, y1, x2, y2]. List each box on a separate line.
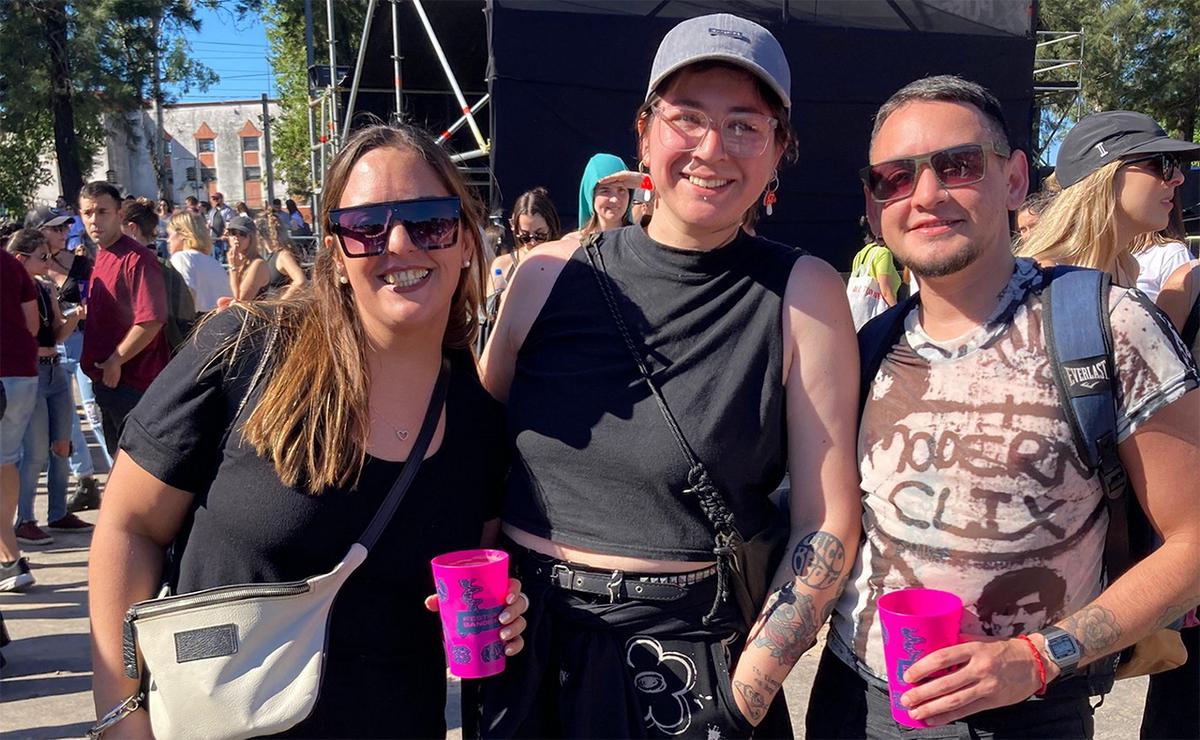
[431, 549, 510, 679]
[877, 588, 963, 728]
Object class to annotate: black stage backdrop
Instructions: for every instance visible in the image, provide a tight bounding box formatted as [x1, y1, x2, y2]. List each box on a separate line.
[357, 0, 1035, 269]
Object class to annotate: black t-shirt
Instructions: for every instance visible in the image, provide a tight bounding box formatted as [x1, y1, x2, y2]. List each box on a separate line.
[120, 310, 508, 738]
[503, 225, 803, 560]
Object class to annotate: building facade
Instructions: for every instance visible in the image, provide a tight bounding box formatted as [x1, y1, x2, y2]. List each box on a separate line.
[35, 99, 293, 211]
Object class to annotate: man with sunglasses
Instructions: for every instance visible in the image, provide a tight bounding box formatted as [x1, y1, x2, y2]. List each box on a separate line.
[810, 76, 1199, 738]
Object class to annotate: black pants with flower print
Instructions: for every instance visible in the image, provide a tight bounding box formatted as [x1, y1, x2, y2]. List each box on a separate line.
[474, 547, 793, 739]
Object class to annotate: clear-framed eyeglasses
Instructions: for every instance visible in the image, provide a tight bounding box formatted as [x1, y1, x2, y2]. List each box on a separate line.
[652, 102, 779, 159]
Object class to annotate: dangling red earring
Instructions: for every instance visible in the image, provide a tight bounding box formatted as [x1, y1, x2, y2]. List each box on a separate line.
[638, 162, 654, 203]
[762, 171, 779, 216]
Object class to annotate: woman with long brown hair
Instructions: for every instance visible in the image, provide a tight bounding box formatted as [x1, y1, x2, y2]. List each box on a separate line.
[88, 123, 528, 738]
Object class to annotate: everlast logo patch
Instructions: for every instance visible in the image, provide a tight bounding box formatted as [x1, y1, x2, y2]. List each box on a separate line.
[1063, 356, 1110, 396]
[709, 28, 750, 43]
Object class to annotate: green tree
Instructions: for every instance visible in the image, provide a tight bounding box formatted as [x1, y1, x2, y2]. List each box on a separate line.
[1038, 0, 1200, 143]
[0, 1, 218, 212]
[261, 0, 366, 200]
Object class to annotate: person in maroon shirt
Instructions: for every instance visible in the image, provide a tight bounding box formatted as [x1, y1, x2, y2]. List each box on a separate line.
[78, 182, 170, 457]
[1, 245, 41, 592]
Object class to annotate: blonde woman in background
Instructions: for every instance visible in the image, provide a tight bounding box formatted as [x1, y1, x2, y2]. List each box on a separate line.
[225, 214, 270, 301]
[1131, 200, 1192, 301]
[256, 210, 307, 300]
[167, 211, 231, 314]
[1018, 111, 1197, 285]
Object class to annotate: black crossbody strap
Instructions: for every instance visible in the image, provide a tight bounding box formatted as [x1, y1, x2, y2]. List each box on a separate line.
[358, 356, 450, 551]
[583, 236, 739, 624]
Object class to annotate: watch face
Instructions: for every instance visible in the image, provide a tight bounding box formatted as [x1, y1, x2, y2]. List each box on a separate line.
[1047, 633, 1079, 661]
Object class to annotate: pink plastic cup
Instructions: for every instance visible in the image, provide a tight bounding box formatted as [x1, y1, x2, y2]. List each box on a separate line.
[430, 548, 510, 678]
[877, 588, 963, 728]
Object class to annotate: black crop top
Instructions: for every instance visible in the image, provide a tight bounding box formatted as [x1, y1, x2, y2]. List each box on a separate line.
[35, 282, 56, 348]
[503, 225, 803, 560]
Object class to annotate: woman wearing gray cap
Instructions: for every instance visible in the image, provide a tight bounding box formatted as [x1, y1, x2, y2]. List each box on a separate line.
[479, 13, 860, 738]
[1018, 111, 1198, 285]
[226, 214, 270, 301]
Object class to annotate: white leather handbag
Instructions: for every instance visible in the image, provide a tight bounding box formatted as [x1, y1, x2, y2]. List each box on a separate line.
[121, 358, 449, 739]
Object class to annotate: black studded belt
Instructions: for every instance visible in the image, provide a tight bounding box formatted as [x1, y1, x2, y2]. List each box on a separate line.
[37, 355, 60, 366]
[517, 549, 717, 603]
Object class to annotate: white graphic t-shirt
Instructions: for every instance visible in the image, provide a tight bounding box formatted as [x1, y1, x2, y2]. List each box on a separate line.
[831, 258, 1198, 682]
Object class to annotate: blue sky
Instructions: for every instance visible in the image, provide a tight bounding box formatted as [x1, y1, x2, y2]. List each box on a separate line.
[167, 5, 275, 103]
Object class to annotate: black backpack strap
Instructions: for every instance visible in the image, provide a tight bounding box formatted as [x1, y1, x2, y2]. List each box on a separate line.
[1039, 266, 1133, 580]
[1182, 291, 1200, 350]
[857, 294, 919, 419]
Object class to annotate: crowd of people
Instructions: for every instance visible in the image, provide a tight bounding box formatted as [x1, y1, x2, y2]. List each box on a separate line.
[0, 10, 1197, 740]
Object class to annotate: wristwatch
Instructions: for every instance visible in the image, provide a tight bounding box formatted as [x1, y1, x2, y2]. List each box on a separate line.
[1034, 626, 1082, 679]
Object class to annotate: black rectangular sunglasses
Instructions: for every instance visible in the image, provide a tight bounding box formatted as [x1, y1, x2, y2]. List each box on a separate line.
[329, 196, 461, 257]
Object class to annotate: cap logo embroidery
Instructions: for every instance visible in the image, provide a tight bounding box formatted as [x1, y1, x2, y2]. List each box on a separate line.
[708, 27, 750, 43]
[1094, 142, 1109, 158]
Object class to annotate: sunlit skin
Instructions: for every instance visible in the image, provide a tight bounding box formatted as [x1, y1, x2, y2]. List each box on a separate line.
[592, 184, 629, 231]
[79, 194, 125, 249]
[166, 226, 187, 255]
[865, 101, 1027, 284]
[16, 243, 50, 277]
[1113, 160, 1184, 241]
[324, 147, 465, 350]
[514, 213, 551, 246]
[40, 223, 68, 256]
[641, 66, 782, 250]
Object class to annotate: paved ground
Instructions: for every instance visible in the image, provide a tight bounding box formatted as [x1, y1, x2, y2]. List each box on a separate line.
[0, 419, 1152, 738]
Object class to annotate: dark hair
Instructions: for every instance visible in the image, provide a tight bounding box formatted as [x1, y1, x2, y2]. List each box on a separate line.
[0, 220, 22, 242]
[185, 196, 199, 206]
[6, 227, 48, 256]
[123, 198, 159, 241]
[286, 199, 300, 215]
[272, 198, 282, 208]
[509, 187, 563, 241]
[1018, 189, 1057, 217]
[872, 75, 1011, 149]
[79, 180, 123, 206]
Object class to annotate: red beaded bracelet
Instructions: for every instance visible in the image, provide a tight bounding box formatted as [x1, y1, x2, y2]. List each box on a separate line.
[1017, 634, 1047, 697]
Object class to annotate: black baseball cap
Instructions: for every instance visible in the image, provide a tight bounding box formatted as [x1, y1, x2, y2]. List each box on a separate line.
[226, 215, 256, 234]
[24, 205, 75, 229]
[1055, 111, 1200, 189]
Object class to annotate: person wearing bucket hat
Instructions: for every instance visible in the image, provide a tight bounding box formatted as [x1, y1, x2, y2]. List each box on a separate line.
[1019, 111, 1198, 285]
[479, 12, 860, 738]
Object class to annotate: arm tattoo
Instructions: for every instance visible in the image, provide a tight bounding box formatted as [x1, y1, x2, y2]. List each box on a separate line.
[1060, 605, 1122, 659]
[732, 678, 768, 723]
[732, 666, 781, 723]
[1154, 604, 1190, 630]
[791, 531, 846, 590]
[751, 583, 819, 666]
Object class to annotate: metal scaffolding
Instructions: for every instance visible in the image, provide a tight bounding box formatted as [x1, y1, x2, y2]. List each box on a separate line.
[304, 0, 492, 238]
[1033, 30, 1085, 168]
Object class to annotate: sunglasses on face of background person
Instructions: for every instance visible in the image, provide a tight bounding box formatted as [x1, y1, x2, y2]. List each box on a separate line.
[514, 230, 550, 246]
[1120, 152, 1184, 182]
[860, 141, 1012, 203]
[329, 196, 461, 258]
